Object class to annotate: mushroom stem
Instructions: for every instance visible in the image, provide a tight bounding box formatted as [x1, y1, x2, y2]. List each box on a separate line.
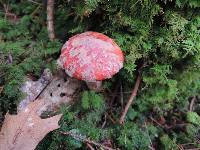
[86, 81, 102, 91]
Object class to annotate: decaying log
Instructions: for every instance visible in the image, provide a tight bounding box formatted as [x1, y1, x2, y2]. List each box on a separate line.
[37, 72, 81, 114]
[18, 69, 53, 112]
[18, 69, 81, 114]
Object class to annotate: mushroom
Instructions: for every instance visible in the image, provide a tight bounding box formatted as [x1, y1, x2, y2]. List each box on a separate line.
[57, 31, 124, 91]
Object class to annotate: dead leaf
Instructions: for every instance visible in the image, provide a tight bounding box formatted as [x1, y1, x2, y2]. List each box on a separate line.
[0, 99, 62, 150]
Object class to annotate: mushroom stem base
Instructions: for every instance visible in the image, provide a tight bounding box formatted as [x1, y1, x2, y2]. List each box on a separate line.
[86, 81, 102, 91]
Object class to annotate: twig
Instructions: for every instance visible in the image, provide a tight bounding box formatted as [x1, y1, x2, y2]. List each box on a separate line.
[189, 96, 196, 112]
[86, 143, 95, 150]
[7, 53, 13, 64]
[0, 86, 3, 94]
[150, 116, 186, 130]
[3, 3, 10, 20]
[105, 112, 116, 124]
[150, 116, 165, 128]
[149, 146, 156, 150]
[119, 74, 141, 124]
[47, 0, 55, 41]
[120, 83, 124, 107]
[181, 143, 197, 146]
[109, 81, 120, 106]
[60, 131, 116, 150]
[31, 5, 41, 17]
[177, 144, 184, 150]
[101, 114, 107, 128]
[1, 3, 19, 23]
[0, 73, 5, 78]
[27, 0, 42, 5]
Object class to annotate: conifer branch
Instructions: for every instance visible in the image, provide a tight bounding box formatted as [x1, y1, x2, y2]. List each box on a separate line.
[47, 0, 55, 41]
[119, 74, 141, 124]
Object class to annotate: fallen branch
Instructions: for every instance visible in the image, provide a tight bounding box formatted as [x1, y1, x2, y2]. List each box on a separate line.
[119, 74, 141, 124]
[47, 0, 55, 41]
[60, 131, 117, 150]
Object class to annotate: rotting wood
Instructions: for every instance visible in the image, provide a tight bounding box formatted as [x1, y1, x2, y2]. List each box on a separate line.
[18, 69, 81, 114]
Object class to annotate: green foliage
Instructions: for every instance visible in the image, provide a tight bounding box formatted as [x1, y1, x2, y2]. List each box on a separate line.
[81, 91, 104, 110]
[160, 135, 178, 150]
[186, 112, 200, 126]
[116, 123, 154, 150]
[176, 0, 200, 8]
[186, 124, 199, 139]
[84, 0, 102, 13]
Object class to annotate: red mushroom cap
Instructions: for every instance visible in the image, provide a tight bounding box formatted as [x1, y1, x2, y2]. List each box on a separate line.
[58, 31, 124, 82]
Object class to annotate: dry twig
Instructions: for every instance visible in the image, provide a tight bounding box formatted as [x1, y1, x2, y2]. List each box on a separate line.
[150, 116, 165, 128]
[101, 114, 107, 128]
[189, 96, 196, 112]
[28, 0, 42, 5]
[47, 0, 55, 41]
[1, 3, 19, 23]
[105, 112, 116, 124]
[150, 116, 186, 130]
[86, 143, 95, 150]
[109, 82, 120, 106]
[120, 83, 124, 107]
[119, 74, 141, 124]
[0, 86, 3, 94]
